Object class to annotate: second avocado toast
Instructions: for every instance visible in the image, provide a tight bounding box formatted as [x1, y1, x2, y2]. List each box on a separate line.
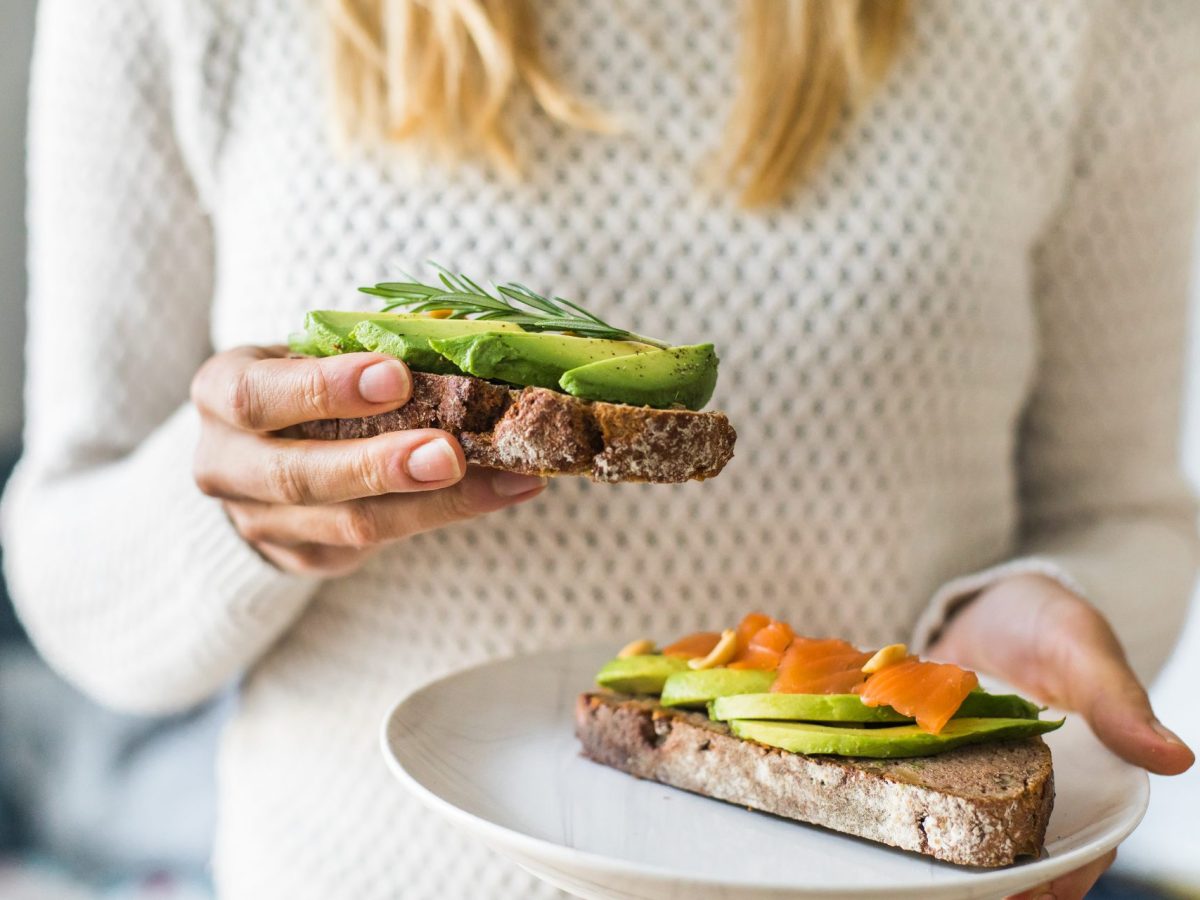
[577, 613, 1064, 867]
[289, 266, 735, 483]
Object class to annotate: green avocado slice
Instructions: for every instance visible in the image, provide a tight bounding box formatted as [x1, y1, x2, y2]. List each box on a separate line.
[595, 655, 689, 694]
[958, 690, 1042, 720]
[289, 313, 721, 410]
[659, 669, 776, 708]
[356, 316, 524, 374]
[559, 344, 718, 411]
[429, 332, 651, 391]
[710, 690, 1042, 723]
[730, 717, 1064, 759]
[712, 693, 909, 723]
[291, 311, 406, 356]
[352, 321, 461, 374]
[290, 311, 522, 358]
[287, 330, 324, 357]
[355, 314, 522, 339]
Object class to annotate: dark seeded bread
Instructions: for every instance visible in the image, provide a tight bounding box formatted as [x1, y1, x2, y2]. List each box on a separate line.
[575, 692, 1055, 868]
[296, 371, 736, 483]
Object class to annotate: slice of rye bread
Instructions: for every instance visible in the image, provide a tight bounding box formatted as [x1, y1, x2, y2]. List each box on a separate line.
[576, 693, 1055, 868]
[295, 371, 736, 483]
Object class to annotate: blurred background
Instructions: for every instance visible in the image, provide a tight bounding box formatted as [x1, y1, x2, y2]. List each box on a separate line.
[1, 2, 1199, 898]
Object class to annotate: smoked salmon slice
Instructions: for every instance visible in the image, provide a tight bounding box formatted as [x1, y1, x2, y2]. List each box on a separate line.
[855, 658, 979, 734]
[771, 638, 873, 694]
[662, 631, 722, 659]
[729, 619, 795, 670]
[733, 612, 772, 651]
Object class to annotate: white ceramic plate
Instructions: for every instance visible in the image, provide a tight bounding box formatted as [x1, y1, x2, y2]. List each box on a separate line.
[381, 644, 1148, 900]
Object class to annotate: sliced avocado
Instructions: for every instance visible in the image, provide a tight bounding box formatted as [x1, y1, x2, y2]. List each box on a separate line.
[352, 321, 461, 374]
[293, 312, 721, 409]
[358, 315, 523, 339]
[295, 311, 522, 358]
[287, 330, 324, 357]
[729, 717, 1064, 759]
[595, 655, 689, 694]
[430, 332, 651, 391]
[958, 691, 1042, 720]
[659, 669, 776, 708]
[710, 690, 1042, 723]
[712, 693, 910, 723]
[559, 344, 718, 411]
[299, 311, 407, 356]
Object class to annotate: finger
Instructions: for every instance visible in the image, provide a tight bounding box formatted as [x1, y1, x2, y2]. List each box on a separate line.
[936, 579, 1195, 777]
[1007, 848, 1115, 900]
[254, 541, 370, 578]
[1087, 676, 1194, 776]
[196, 425, 469, 504]
[192, 346, 412, 432]
[1047, 604, 1195, 776]
[224, 468, 548, 548]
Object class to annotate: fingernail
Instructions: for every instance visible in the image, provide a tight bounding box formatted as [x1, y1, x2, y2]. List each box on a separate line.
[406, 438, 462, 482]
[358, 360, 410, 404]
[491, 471, 548, 497]
[1034, 892, 1056, 900]
[1151, 718, 1186, 747]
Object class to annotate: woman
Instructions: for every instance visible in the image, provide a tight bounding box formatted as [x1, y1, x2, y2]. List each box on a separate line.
[5, 0, 1198, 897]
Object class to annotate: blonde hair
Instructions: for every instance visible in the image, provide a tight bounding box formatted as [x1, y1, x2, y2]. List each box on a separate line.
[325, 0, 908, 206]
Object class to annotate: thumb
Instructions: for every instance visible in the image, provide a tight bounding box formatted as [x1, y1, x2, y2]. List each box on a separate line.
[1050, 605, 1193, 776]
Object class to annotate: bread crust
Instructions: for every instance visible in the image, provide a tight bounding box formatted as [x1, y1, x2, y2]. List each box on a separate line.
[575, 692, 1054, 867]
[295, 372, 736, 483]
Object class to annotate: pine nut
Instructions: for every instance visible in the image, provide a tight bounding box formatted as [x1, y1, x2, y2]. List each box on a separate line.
[862, 643, 908, 673]
[688, 629, 738, 670]
[617, 638, 657, 659]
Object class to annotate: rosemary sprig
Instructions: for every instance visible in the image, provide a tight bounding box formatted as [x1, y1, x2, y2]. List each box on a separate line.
[359, 263, 670, 349]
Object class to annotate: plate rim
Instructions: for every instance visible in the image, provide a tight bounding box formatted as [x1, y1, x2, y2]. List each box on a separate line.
[380, 646, 1151, 898]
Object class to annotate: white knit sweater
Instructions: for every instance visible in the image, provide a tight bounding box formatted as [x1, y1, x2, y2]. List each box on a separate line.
[6, 1, 1200, 897]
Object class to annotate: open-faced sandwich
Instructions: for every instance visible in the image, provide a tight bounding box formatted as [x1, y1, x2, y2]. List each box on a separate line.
[288, 265, 735, 483]
[576, 613, 1063, 867]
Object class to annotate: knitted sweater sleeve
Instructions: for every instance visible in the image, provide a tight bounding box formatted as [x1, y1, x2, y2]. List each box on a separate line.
[0, 0, 317, 714]
[913, 2, 1200, 682]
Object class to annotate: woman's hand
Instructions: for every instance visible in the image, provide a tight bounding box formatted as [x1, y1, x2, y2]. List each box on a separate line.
[190, 345, 547, 576]
[930, 574, 1195, 900]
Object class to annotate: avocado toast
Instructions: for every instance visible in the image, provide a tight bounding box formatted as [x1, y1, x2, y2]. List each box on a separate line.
[289, 266, 735, 483]
[576, 616, 1062, 867]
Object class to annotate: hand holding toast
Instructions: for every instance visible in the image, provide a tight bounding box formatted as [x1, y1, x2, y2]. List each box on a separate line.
[931, 573, 1195, 900]
[190, 345, 546, 576]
